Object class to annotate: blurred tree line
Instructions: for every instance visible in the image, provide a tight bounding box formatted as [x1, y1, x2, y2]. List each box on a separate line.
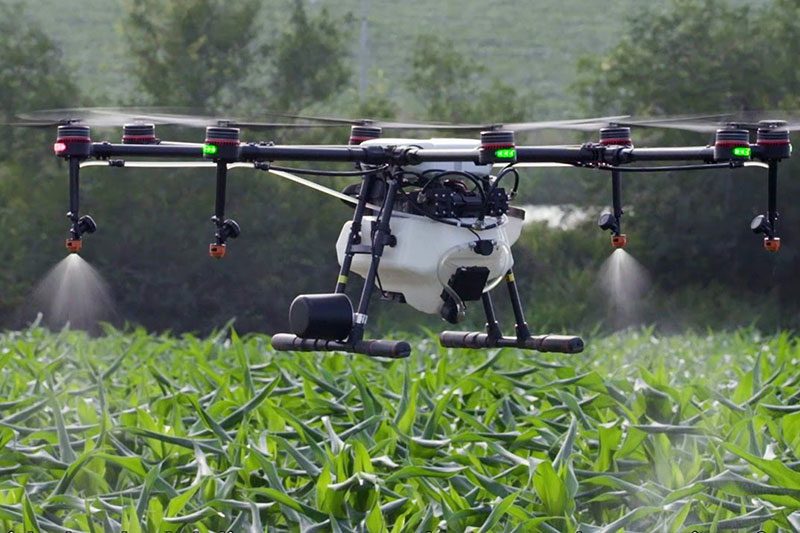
[1, 0, 799, 334]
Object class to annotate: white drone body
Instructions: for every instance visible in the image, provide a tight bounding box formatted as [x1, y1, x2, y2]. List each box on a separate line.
[335, 138, 524, 318]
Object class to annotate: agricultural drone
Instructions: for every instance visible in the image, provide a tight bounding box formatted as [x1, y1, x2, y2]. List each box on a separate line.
[16, 108, 796, 358]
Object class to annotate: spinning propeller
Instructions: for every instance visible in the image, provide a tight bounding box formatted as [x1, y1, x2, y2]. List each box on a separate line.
[14, 106, 636, 133]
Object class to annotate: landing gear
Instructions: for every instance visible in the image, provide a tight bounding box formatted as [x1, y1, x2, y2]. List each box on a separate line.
[271, 166, 584, 358]
[271, 169, 412, 358]
[439, 271, 584, 354]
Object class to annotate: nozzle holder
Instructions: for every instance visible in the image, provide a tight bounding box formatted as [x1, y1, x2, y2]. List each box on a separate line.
[54, 125, 91, 158]
[212, 216, 240, 243]
[122, 123, 157, 144]
[204, 127, 240, 161]
[750, 214, 773, 237]
[764, 237, 781, 252]
[611, 234, 628, 248]
[714, 128, 750, 161]
[209, 243, 226, 259]
[67, 212, 97, 243]
[597, 212, 620, 234]
[756, 121, 791, 160]
[74, 214, 97, 236]
[349, 125, 382, 145]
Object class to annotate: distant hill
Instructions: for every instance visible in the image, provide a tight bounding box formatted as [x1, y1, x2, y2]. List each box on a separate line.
[23, 0, 758, 117]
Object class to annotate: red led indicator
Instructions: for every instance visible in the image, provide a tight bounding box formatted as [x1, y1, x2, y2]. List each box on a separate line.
[53, 142, 67, 154]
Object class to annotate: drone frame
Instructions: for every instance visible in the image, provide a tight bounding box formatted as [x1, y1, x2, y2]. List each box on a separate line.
[50, 119, 792, 357]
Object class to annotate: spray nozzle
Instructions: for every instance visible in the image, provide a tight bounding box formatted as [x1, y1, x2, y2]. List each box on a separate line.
[209, 216, 240, 258]
[599, 169, 628, 248]
[598, 212, 627, 248]
[209, 243, 226, 258]
[65, 238, 82, 253]
[751, 214, 780, 252]
[611, 234, 628, 249]
[65, 213, 97, 253]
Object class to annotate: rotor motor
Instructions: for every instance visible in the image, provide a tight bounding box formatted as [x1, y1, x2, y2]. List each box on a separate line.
[756, 121, 791, 160]
[349, 125, 382, 145]
[122, 123, 157, 144]
[54, 124, 92, 158]
[599, 126, 632, 146]
[204, 126, 241, 160]
[714, 128, 751, 161]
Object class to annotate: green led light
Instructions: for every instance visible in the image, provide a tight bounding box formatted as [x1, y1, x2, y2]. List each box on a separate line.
[203, 143, 218, 156]
[732, 146, 751, 158]
[494, 148, 516, 159]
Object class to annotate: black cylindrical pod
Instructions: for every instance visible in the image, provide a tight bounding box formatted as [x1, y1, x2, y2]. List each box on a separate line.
[756, 121, 791, 160]
[349, 125, 382, 145]
[599, 126, 632, 146]
[204, 126, 240, 161]
[122, 123, 157, 144]
[714, 128, 750, 161]
[54, 124, 92, 158]
[289, 293, 354, 341]
[478, 130, 516, 165]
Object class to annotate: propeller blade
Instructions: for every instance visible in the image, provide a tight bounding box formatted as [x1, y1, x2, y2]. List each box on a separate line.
[262, 112, 638, 132]
[499, 115, 631, 132]
[15, 107, 345, 130]
[609, 112, 800, 133]
[255, 111, 485, 130]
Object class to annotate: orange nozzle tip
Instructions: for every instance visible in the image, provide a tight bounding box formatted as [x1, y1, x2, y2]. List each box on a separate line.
[209, 243, 226, 259]
[764, 237, 781, 252]
[611, 234, 628, 249]
[65, 238, 82, 253]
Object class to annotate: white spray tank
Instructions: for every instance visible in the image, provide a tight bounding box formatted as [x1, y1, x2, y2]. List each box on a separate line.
[335, 138, 525, 318]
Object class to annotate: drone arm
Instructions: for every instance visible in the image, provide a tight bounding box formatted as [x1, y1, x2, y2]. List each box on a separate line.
[90, 143, 203, 158]
[86, 142, 719, 166]
[240, 144, 383, 163]
[619, 146, 715, 163]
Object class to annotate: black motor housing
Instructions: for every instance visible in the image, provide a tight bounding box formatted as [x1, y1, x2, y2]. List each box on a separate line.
[289, 293, 354, 341]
